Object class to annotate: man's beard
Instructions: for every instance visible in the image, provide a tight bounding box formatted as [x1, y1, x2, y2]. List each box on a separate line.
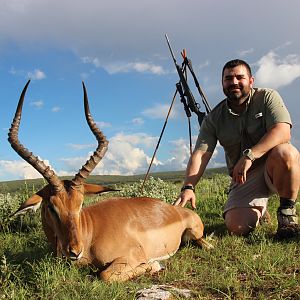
[223, 85, 250, 102]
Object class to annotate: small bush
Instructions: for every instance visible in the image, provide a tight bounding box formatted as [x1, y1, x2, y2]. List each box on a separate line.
[0, 193, 20, 231]
[116, 176, 179, 203]
[0, 193, 19, 218]
[0, 192, 41, 233]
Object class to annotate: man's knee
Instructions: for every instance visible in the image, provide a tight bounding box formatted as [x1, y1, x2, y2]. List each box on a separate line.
[268, 144, 299, 167]
[224, 207, 261, 236]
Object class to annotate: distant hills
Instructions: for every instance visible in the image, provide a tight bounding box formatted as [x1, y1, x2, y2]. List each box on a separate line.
[0, 167, 227, 194]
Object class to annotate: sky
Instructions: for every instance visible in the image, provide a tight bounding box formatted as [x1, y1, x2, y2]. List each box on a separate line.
[1, 0, 300, 182]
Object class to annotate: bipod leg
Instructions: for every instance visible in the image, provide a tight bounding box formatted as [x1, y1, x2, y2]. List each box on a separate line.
[140, 89, 178, 193]
[188, 117, 192, 156]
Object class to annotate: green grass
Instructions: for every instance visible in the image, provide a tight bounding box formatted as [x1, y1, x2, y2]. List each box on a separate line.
[0, 173, 299, 300]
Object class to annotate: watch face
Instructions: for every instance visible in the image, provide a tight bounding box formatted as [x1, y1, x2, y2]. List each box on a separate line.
[243, 149, 249, 155]
[243, 149, 254, 161]
[244, 149, 250, 155]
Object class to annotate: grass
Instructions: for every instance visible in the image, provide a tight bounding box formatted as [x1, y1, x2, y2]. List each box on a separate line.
[0, 173, 299, 300]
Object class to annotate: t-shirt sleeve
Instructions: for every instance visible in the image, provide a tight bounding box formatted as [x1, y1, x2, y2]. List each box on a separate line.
[265, 89, 292, 129]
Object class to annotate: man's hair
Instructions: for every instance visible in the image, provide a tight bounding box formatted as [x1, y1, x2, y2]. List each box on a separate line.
[222, 59, 252, 78]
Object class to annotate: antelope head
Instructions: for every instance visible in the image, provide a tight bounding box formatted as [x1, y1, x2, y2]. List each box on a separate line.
[9, 80, 114, 260]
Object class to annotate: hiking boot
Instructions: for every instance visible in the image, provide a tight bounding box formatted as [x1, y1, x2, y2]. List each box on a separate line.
[276, 206, 299, 238]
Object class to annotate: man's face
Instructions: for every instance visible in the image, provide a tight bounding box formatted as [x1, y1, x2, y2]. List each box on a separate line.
[222, 65, 254, 103]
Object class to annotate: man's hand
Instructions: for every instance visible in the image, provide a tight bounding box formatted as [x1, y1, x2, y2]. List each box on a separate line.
[232, 156, 253, 184]
[174, 189, 196, 209]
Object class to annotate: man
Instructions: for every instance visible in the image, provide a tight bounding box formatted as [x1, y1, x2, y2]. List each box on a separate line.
[175, 59, 300, 238]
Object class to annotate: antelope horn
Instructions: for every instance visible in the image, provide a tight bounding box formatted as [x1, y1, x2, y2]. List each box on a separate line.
[8, 80, 64, 193]
[71, 82, 108, 187]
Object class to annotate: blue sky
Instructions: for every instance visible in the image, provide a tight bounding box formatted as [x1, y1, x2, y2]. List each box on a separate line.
[1, 0, 300, 182]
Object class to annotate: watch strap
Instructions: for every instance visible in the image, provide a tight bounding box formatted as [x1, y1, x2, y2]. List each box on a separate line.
[181, 185, 195, 192]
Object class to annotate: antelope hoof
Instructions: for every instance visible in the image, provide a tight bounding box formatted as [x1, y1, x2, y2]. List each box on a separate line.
[150, 261, 165, 274]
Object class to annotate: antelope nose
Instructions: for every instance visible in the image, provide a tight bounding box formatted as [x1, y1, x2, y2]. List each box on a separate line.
[68, 247, 82, 261]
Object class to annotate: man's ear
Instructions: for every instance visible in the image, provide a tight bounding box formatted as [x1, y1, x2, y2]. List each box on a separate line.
[83, 183, 118, 195]
[12, 194, 43, 217]
[250, 76, 254, 88]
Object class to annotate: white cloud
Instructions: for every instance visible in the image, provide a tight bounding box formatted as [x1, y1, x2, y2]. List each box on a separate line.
[158, 138, 191, 171]
[59, 156, 90, 176]
[30, 100, 44, 109]
[0, 160, 40, 180]
[51, 106, 61, 112]
[58, 134, 196, 177]
[142, 103, 179, 119]
[273, 41, 293, 52]
[131, 117, 144, 125]
[60, 139, 154, 177]
[67, 143, 96, 151]
[1, 1, 300, 71]
[237, 48, 254, 57]
[58, 133, 159, 176]
[255, 52, 300, 89]
[113, 132, 158, 149]
[27, 69, 46, 80]
[9, 66, 23, 76]
[81, 56, 166, 75]
[81, 56, 101, 67]
[98, 139, 152, 175]
[0, 159, 55, 181]
[105, 62, 166, 75]
[95, 121, 111, 128]
[1, 134, 226, 181]
[9, 66, 46, 80]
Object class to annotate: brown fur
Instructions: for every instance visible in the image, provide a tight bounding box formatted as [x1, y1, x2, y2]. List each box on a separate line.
[13, 180, 209, 282]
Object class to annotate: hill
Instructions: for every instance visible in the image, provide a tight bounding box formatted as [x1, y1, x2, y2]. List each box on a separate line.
[0, 167, 227, 194]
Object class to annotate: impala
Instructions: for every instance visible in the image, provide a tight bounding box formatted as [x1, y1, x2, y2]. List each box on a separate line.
[9, 81, 212, 282]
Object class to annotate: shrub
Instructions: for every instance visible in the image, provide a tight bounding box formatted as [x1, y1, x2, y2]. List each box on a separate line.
[116, 176, 179, 203]
[0, 192, 41, 232]
[0, 193, 20, 231]
[0, 193, 19, 218]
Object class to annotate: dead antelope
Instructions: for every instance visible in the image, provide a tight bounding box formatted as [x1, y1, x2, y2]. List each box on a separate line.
[9, 81, 212, 282]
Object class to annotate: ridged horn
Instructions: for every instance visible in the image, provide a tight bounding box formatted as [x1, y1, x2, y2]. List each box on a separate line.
[8, 80, 64, 193]
[71, 82, 108, 187]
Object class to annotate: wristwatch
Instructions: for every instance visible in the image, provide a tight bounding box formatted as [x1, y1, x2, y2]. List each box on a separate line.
[181, 185, 195, 192]
[243, 149, 255, 162]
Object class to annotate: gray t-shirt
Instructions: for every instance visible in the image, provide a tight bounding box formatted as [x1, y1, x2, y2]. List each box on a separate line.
[195, 88, 292, 175]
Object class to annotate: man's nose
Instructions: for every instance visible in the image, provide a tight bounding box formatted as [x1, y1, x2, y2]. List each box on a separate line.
[232, 77, 239, 84]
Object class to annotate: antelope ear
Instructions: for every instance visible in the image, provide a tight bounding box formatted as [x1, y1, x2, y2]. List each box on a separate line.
[83, 183, 118, 195]
[12, 194, 43, 217]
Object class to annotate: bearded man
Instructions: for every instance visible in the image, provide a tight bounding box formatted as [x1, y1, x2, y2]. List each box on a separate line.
[175, 59, 299, 238]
